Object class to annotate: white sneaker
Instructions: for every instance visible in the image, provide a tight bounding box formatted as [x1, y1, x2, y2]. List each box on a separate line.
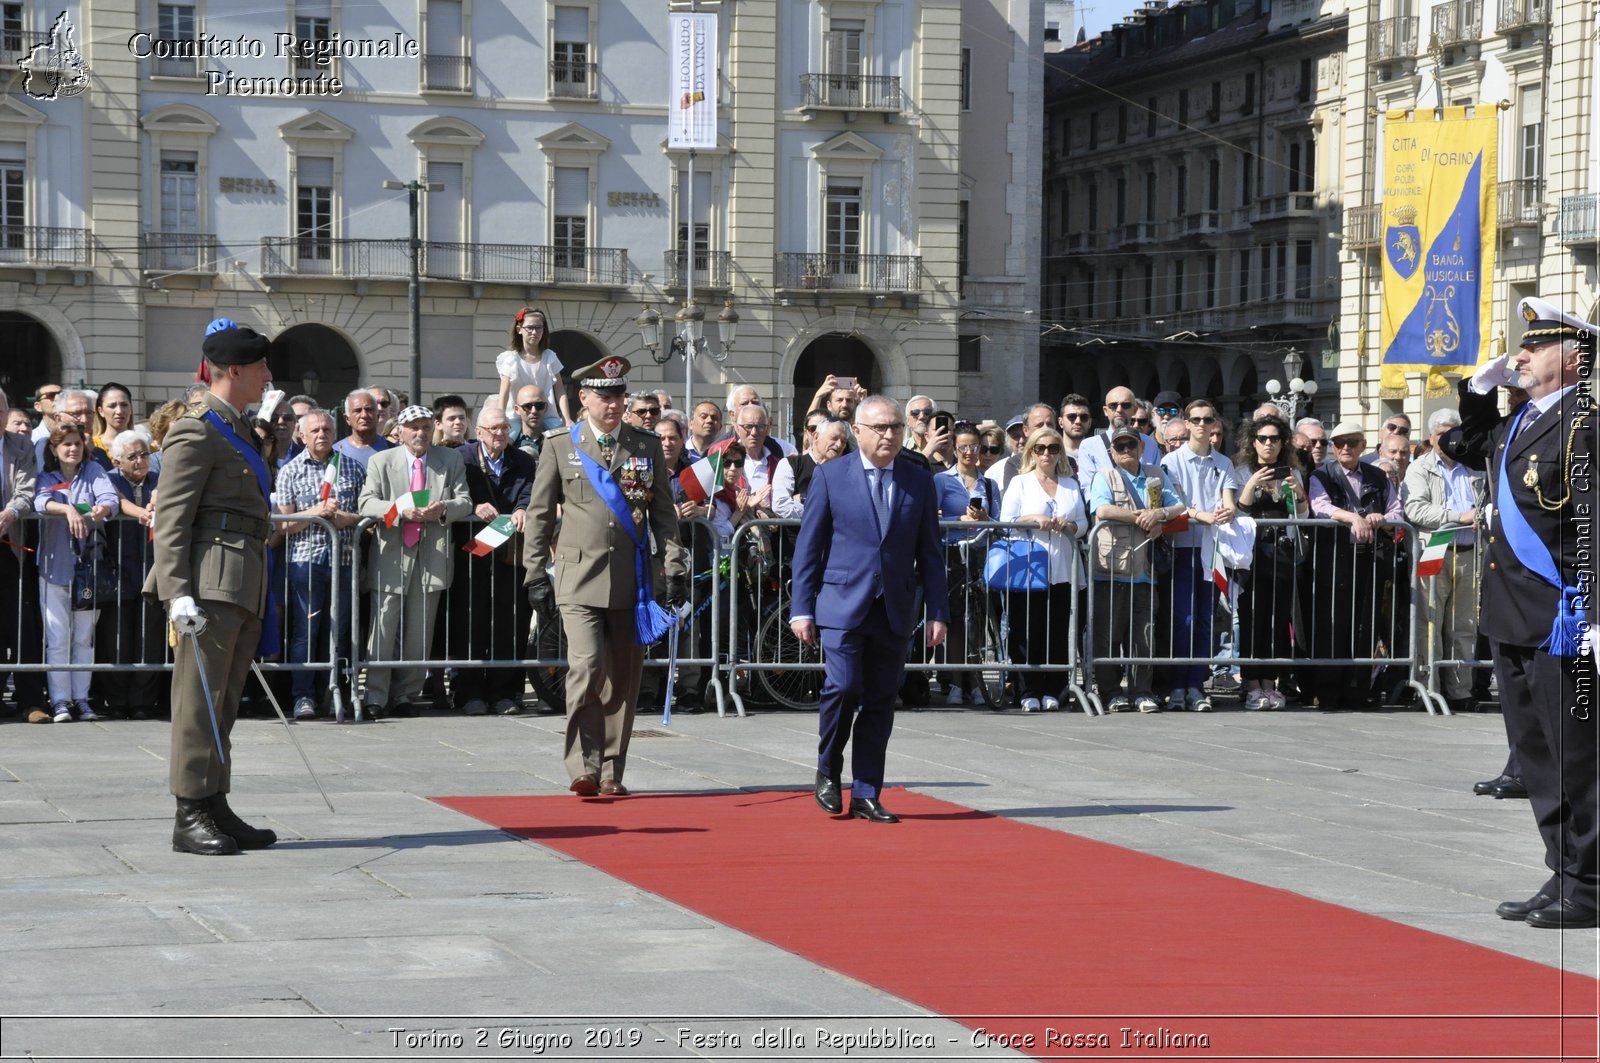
[1021, 697, 1042, 713]
[1188, 686, 1212, 712]
[946, 686, 966, 706]
[1167, 689, 1188, 712]
[1265, 688, 1287, 710]
[1042, 695, 1061, 712]
[293, 697, 317, 720]
[52, 703, 72, 723]
[1134, 695, 1162, 714]
[1244, 689, 1267, 711]
[1106, 696, 1131, 713]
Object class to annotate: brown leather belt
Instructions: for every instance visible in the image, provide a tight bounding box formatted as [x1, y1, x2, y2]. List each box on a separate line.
[194, 511, 272, 540]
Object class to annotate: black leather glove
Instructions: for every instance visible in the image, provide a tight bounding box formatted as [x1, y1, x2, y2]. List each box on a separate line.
[526, 579, 554, 615]
[666, 575, 690, 609]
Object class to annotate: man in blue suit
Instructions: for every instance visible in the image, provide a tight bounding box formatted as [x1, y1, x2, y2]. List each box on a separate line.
[790, 395, 948, 823]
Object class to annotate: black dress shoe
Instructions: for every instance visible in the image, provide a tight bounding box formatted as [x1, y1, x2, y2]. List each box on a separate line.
[1474, 773, 1515, 796]
[1496, 891, 1557, 921]
[172, 797, 240, 856]
[849, 797, 899, 823]
[208, 794, 277, 850]
[1525, 898, 1600, 929]
[814, 772, 842, 815]
[1491, 776, 1529, 800]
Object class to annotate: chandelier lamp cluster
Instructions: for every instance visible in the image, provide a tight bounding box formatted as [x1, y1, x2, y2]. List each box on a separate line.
[1263, 347, 1318, 422]
[636, 297, 740, 414]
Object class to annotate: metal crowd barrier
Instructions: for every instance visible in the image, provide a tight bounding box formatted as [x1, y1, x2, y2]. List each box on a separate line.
[0, 511, 347, 718]
[348, 515, 724, 721]
[1082, 516, 1435, 713]
[1415, 538, 1492, 716]
[722, 518, 1093, 717]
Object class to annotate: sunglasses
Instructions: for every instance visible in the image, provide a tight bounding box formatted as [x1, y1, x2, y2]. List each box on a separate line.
[1131, 418, 1152, 429]
[981, 445, 1005, 455]
[1333, 439, 1362, 449]
[517, 401, 548, 411]
[1112, 441, 1141, 453]
[37, 390, 61, 401]
[908, 407, 934, 418]
[1156, 405, 1180, 416]
[1383, 423, 1410, 435]
[1032, 443, 1063, 455]
[1107, 401, 1135, 410]
[1188, 415, 1218, 424]
[632, 407, 660, 416]
[1062, 413, 1091, 422]
[1306, 437, 1328, 446]
[1254, 434, 1283, 443]
[955, 443, 980, 453]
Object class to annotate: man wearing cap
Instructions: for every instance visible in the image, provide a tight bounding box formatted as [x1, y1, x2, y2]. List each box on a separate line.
[1306, 420, 1402, 709]
[356, 404, 473, 718]
[1445, 295, 1599, 930]
[145, 324, 280, 855]
[1150, 390, 1185, 435]
[523, 355, 687, 797]
[1076, 386, 1162, 493]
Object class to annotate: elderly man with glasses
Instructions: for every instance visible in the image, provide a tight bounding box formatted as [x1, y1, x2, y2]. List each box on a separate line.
[1306, 420, 1403, 710]
[1362, 413, 1413, 465]
[1076, 386, 1162, 493]
[624, 391, 662, 431]
[707, 401, 785, 517]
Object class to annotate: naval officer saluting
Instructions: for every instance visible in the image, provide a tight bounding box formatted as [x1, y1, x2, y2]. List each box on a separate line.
[523, 355, 686, 797]
[1449, 295, 1599, 929]
[145, 324, 280, 855]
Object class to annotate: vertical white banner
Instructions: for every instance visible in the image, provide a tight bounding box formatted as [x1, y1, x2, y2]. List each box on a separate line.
[668, 12, 718, 150]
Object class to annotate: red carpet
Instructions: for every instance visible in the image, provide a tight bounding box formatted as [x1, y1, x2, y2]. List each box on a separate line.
[437, 789, 1599, 1061]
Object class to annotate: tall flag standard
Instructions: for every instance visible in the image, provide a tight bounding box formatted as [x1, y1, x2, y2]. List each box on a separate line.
[1379, 107, 1498, 398]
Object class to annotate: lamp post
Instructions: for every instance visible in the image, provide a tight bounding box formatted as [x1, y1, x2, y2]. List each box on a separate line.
[382, 178, 442, 405]
[1263, 347, 1318, 422]
[637, 296, 738, 414]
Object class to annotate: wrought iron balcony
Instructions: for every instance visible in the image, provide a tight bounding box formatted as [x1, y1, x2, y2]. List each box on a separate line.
[1497, 0, 1548, 33]
[1497, 178, 1544, 227]
[663, 249, 732, 290]
[1345, 204, 1383, 250]
[799, 73, 903, 112]
[550, 59, 597, 99]
[0, 30, 49, 67]
[260, 237, 630, 286]
[421, 53, 471, 92]
[0, 224, 91, 268]
[775, 252, 921, 292]
[1250, 192, 1319, 222]
[1558, 195, 1597, 244]
[141, 232, 218, 273]
[1432, 0, 1482, 46]
[1369, 16, 1417, 62]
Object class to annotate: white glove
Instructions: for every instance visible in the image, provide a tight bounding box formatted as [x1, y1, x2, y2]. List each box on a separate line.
[256, 388, 287, 424]
[1469, 353, 1518, 395]
[169, 595, 206, 636]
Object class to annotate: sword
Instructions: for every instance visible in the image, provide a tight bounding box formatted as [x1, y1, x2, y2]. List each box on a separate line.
[249, 660, 336, 813]
[174, 613, 227, 767]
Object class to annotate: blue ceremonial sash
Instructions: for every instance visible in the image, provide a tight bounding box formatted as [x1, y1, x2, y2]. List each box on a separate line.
[1496, 402, 1584, 655]
[204, 410, 280, 657]
[570, 425, 675, 645]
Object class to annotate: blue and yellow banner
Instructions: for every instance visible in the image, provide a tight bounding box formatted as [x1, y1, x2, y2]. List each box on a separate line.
[1379, 108, 1497, 397]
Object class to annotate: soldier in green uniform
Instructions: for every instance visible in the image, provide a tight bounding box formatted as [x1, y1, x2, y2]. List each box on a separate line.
[145, 325, 280, 856]
[523, 355, 687, 796]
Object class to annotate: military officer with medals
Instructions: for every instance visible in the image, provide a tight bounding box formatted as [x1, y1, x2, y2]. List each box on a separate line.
[1447, 296, 1599, 929]
[145, 325, 280, 856]
[523, 355, 687, 796]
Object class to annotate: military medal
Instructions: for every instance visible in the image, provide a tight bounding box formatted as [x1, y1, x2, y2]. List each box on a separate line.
[1523, 454, 1539, 489]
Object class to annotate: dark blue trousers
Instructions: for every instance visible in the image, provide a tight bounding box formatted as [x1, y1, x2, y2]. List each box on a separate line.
[817, 597, 910, 799]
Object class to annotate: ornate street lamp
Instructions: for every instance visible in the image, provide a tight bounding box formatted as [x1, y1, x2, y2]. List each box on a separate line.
[637, 297, 737, 413]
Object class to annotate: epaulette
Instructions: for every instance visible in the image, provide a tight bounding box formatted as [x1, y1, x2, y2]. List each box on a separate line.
[182, 401, 209, 418]
[544, 426, 568, 438]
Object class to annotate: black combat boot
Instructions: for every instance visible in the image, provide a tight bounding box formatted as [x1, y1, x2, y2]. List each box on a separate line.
[173, 797, 240, 855]
[208, 793, 277, 850]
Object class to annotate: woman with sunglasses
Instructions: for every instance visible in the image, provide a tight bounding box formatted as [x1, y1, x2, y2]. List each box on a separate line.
[1233, 413, 1306, 710]
[976, 426, 1007, 471]
[999, 426, 1087, 712]
[495, 307, 573, 430]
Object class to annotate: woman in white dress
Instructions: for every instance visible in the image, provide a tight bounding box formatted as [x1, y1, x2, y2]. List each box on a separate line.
[495, 307, 573, 429]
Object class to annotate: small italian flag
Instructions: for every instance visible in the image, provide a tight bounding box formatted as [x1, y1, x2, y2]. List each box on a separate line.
[383, 489, 430, 527]
[72, 502, 92, 515]
[1211, 536, 1231, 596]
[678, 451, 725, 503]
[318, 452, 341, 501]
[1416, 528, 1457, 578]
[464, 514, 516, 557]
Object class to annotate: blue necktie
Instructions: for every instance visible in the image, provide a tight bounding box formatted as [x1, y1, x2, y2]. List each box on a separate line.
[871, 467, 890, 537]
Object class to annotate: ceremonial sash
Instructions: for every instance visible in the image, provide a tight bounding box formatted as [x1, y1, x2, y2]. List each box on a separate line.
[569, 425, 675, 645]
[1496, 402, 1583, 656]
[203, 410, 280, 657]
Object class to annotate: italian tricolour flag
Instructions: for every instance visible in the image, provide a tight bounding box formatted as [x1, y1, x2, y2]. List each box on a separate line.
[464, 514, 517, 557]
[383, 489, 430, 527]
[678, 451, 725, 503]
[318, 452, 341, 500]
[1416, 528, 1457, 578]
[1211, 536, 1230, 597]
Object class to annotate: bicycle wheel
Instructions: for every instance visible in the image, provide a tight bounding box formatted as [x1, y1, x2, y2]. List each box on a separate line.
[753, 606, 823, 710]
[526, 607, 568, 714]
[978, 606, 1012, 710]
